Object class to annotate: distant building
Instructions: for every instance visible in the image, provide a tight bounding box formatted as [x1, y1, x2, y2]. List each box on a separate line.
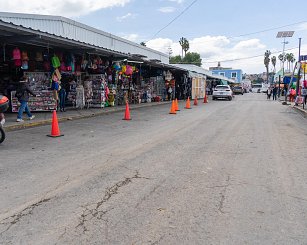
[210, 63, 243, 83]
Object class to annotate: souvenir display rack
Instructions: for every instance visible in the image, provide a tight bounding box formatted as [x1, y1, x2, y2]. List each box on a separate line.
[11, 91, 56, 112]
[11, 72, 57, 112]
[89, 74, 106, 108]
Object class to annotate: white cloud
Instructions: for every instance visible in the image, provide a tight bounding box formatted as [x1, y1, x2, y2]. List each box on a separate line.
[233, 39, 265, 50]
[121, 34, 140, 42]
[0, 0, 131, 17]
[297, 22, 307, 31]
[146, 36, 272, 73]
[116, 13, 136, 22]
[158, 7, 176, 13]
[146, 38, 174, 53]
[168, 0, 184, 3]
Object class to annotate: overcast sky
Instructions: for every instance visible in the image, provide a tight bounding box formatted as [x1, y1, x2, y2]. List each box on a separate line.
[1, 0, 307, 74]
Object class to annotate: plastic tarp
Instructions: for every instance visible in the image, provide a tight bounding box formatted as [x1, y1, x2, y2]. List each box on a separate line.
[283, 76, 297, 84]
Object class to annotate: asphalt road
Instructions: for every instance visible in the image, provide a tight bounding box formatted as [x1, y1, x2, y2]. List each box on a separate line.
[0, 93, 307, 245]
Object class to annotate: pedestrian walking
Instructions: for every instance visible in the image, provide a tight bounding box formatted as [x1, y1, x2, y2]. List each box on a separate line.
[267, 87, 272, 100]
[272, 86, 278, 100]
[289, 88, 296, 102]
[59, 86, 66, 112]
[167, 85, 173, 101]
[15, 76, 36, 122]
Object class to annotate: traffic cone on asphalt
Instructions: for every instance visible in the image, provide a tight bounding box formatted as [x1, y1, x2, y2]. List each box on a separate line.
[123, 102, 131, 120]
[47, 110, 64, 137]
[185, 97, 192, 109]
[194, 96, 198, 106]
[203, 94, 208, 103]
[175, 98, 180, 111]
[169, 100, 177, 114]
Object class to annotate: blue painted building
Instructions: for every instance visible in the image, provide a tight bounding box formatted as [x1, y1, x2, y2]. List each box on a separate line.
[209, 63, 243, 83]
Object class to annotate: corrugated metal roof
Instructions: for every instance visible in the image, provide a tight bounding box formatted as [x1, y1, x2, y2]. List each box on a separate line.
[0, 12, 169, 63]
[171, 64, 236, 83]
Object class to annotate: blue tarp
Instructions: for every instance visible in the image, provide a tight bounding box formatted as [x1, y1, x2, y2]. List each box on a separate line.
[283, 76, 297, 84]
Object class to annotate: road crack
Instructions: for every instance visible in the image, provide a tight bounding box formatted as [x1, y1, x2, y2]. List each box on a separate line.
[218, 175, 230, 214]
[75, 170, 149, 234]
[0, 198, 51, 234]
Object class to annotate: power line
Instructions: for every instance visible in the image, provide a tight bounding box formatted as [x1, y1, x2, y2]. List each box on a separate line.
[228, 21, 307, 39]
[203, 47, 298, 64]
[151, 0, 198, 39]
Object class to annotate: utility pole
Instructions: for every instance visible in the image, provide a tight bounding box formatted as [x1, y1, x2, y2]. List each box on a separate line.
[276, 31, 294, 100]
[296, 38, 302, 99]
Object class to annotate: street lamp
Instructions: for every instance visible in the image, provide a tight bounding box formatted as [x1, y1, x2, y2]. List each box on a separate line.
[276, 31, 294, 98]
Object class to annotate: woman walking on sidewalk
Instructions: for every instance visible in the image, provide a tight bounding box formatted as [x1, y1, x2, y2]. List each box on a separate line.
[15, 76, 36, 122]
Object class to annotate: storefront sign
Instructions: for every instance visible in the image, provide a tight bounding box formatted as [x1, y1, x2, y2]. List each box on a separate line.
[300, 55, 307, 61]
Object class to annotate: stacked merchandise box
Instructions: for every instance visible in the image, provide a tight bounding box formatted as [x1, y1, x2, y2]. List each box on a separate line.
[11, 72, 56, 112]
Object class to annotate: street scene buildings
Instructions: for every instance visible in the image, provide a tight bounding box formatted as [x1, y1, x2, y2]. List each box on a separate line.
[0, 3, 307, 244]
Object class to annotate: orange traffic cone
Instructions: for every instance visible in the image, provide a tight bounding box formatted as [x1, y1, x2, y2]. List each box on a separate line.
[47, 110, 64, 137]
[185, 97, 192, 109]
[175, 98, 180, 111]
[123, 102, 131, 120]
[194, 96, 198, 106]
[169, 100, 176, 114]
[203, 94, 208, 103]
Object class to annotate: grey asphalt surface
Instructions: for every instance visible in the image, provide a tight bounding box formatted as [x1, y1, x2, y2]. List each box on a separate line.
[0, 93, 307, 245]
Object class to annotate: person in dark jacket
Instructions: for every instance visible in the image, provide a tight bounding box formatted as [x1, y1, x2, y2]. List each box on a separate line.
[16, 76, 36, 122]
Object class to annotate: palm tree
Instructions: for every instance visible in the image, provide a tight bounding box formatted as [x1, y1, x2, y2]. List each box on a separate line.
[264, 50, 271, 83]
[285, 53, 291, 72]
[271, 56, 276, 73]
[179, 37, 185, 58]
[291, 57, 296, 71]
[183, 39, 190, 56]
[278, 53, 285, 69]
[290, 54, 295, 72]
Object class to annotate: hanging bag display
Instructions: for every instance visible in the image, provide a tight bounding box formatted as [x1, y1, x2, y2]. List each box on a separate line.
[21, 60, 29, 70]
[12, 47, 21, 60]
[21, 51, 29, 61]
[35, 51, 43, 62]
[51, 55, 61, 68]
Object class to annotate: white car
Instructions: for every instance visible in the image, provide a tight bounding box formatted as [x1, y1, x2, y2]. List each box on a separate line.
[212, 85, 233, 101]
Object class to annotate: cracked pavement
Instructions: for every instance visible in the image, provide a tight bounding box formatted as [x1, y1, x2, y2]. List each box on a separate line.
[1, 93, 307, 244]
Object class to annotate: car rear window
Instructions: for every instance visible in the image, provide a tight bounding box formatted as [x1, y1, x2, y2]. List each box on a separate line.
[216, 86, 229, 89]
[234, 86, 242, 89]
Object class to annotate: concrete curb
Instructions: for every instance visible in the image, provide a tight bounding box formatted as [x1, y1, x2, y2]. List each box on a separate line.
[292, 105, 307, 118]
[4, 101, 170, 132]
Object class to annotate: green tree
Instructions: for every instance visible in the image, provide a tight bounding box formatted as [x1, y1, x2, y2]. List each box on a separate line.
[264, 50, 271, 83]
[182, 52, 202, 66]
[179, 37, 184, 58]
[278, 53, 285, 69]
[140, 42, 146, 46]
[179, 37, 189, 58]
[183, 39, 189, 56]
[169, 55, 182, 64]
[290, 56, 296, 72]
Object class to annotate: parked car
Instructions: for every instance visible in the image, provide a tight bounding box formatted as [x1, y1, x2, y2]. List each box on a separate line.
[251, 83, 262, 93]
[212, 85, 233, 101]
[232, 86, 244, 95]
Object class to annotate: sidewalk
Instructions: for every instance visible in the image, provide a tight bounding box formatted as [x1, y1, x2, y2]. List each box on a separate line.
[4, 101, 170, 131]
[279, 97, 307, 117]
